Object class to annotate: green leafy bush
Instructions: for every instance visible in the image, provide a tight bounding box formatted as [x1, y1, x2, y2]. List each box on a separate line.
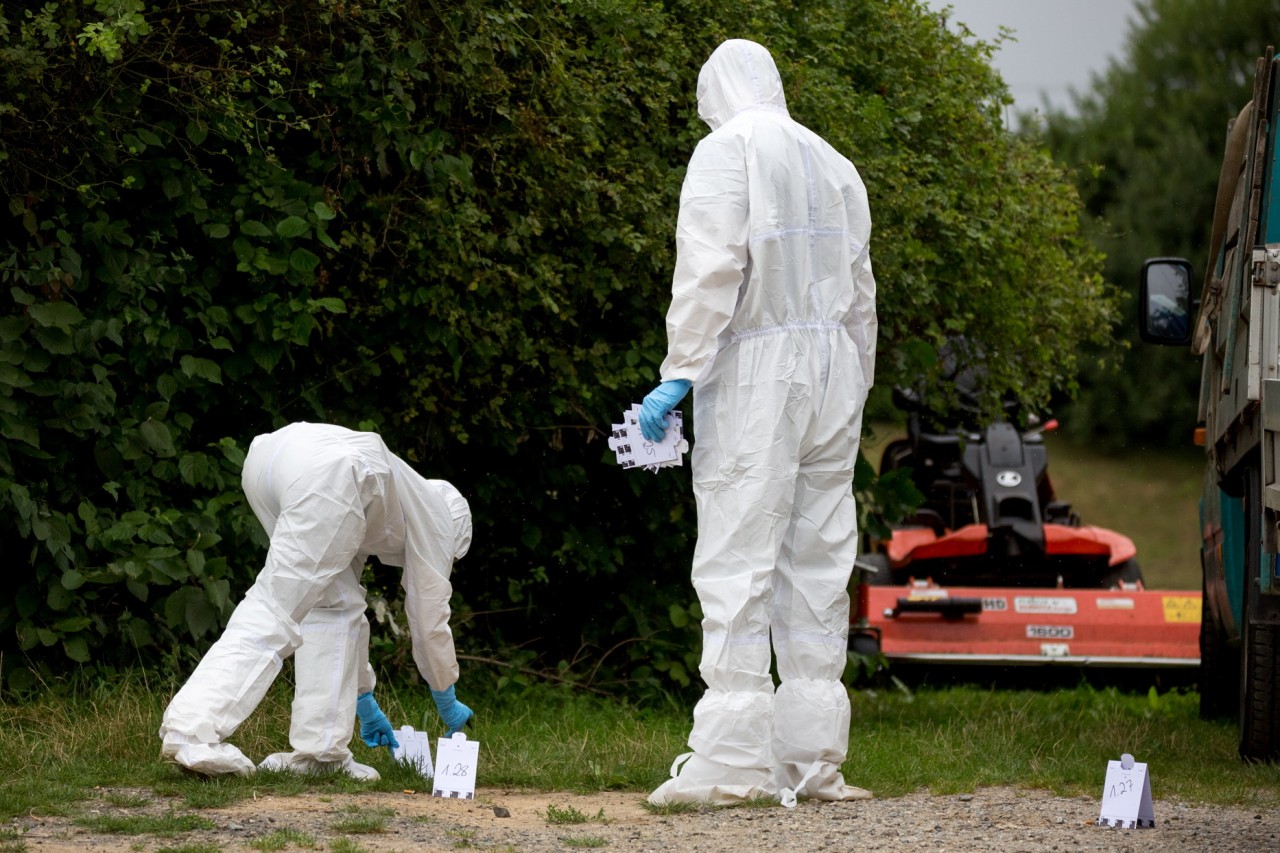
[0, 0, 1114, 696]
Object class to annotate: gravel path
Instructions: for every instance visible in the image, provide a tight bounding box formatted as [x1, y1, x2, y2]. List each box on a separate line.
[11, 785, 1280, 852]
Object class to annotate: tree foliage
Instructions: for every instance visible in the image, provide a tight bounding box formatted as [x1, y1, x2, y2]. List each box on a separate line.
[0, 0, 1113, 695]
[1040, 0, 1280, 447]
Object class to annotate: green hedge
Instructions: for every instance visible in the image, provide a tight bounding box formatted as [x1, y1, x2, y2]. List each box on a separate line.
[0, 0, 1115, 696]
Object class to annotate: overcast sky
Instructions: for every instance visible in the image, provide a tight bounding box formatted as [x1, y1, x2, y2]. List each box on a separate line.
[920, 0, 1142, 117]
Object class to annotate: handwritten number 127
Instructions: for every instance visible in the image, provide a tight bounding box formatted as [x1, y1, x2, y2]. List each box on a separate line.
[1107, 778, 1134, 799]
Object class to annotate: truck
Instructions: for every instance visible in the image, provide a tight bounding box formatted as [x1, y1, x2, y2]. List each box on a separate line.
[1140, 47, 1280, 760]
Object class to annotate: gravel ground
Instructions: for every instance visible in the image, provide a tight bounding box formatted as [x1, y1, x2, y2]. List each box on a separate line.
[11, 785, 1280, 852]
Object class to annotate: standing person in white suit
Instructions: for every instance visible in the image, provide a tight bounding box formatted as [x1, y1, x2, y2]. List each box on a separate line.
[639, 39, 877, 806]
[159, 421, 474, 778]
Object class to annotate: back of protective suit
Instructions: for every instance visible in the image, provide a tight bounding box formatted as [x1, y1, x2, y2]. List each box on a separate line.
[660, 38, 876, 388]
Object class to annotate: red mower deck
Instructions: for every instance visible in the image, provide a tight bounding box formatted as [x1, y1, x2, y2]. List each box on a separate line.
[856, 580, 1200, 668]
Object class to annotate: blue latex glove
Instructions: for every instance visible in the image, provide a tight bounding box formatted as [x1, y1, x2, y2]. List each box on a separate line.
[430, 684, 474, 736]
[639, 379, 692, 442]
[355, 691, 400, 750]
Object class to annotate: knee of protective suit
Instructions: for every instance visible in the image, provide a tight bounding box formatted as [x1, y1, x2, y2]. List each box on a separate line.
[166, 633, 288, 738]
[225, 582, 305, 651]
[697, 630, 773, 693]
[772, 629, 849, 682]
[160, 591, 297, 748]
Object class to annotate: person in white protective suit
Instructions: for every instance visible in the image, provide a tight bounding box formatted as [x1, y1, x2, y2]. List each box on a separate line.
[159, 422, 474, 778]
[638, 39, 877, 807]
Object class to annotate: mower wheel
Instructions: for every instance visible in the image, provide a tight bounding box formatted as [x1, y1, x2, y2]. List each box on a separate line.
[1100, 558, 1143, 589]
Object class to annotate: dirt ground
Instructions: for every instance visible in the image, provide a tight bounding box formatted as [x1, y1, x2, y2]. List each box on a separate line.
[11, 785, 1280, 852]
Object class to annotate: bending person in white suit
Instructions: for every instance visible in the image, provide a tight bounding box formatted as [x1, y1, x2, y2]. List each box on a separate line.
[159, 421, 473, 778]
[640, 39, 878, 806]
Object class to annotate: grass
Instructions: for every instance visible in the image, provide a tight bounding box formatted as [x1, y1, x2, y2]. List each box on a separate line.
[2, 674, 1277, 825]
[0, 827, 26, 853]
[249, 828, 318, 851]
[641, 800, 699, 815]
[175, 777, 257, 810]
[845, 684, 1275, 801]
[543, 804, 608, 824]
[327, 840, 369, 853]
[1042, 433, 1203, 590]
[445, 827, 478, 846]
[328, 815, 388, 834]
[73, 811, 215, 836]
[329, 804, 394, 834]
[463, 688, 687, 792]
[102, 791, 151, 808]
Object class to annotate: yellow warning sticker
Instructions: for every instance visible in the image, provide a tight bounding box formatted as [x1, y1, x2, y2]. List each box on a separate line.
[1162, 596, 1201, 624]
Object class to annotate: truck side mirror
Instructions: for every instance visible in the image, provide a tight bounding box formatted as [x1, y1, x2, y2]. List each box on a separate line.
[1139, 258, 1194, 346]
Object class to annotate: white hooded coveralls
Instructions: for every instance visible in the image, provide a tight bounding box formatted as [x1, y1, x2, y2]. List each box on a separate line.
[159, 422, 472, 777]
[649, 39, 877, 806]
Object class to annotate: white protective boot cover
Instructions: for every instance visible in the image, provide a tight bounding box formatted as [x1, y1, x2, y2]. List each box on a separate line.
[258, 751, 380, 781]
[648, 689, 776, 805]
[164, 741, 257, 777]
[648, 752, 773, 805]
[773, 678, 870, 804]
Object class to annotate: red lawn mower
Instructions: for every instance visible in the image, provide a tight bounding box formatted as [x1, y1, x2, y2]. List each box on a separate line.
[850, 372, 1200, 677]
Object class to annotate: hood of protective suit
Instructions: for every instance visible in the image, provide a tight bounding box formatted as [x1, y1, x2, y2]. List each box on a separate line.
[696, 39, 788, 131]
[436, 480, 473, 562]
